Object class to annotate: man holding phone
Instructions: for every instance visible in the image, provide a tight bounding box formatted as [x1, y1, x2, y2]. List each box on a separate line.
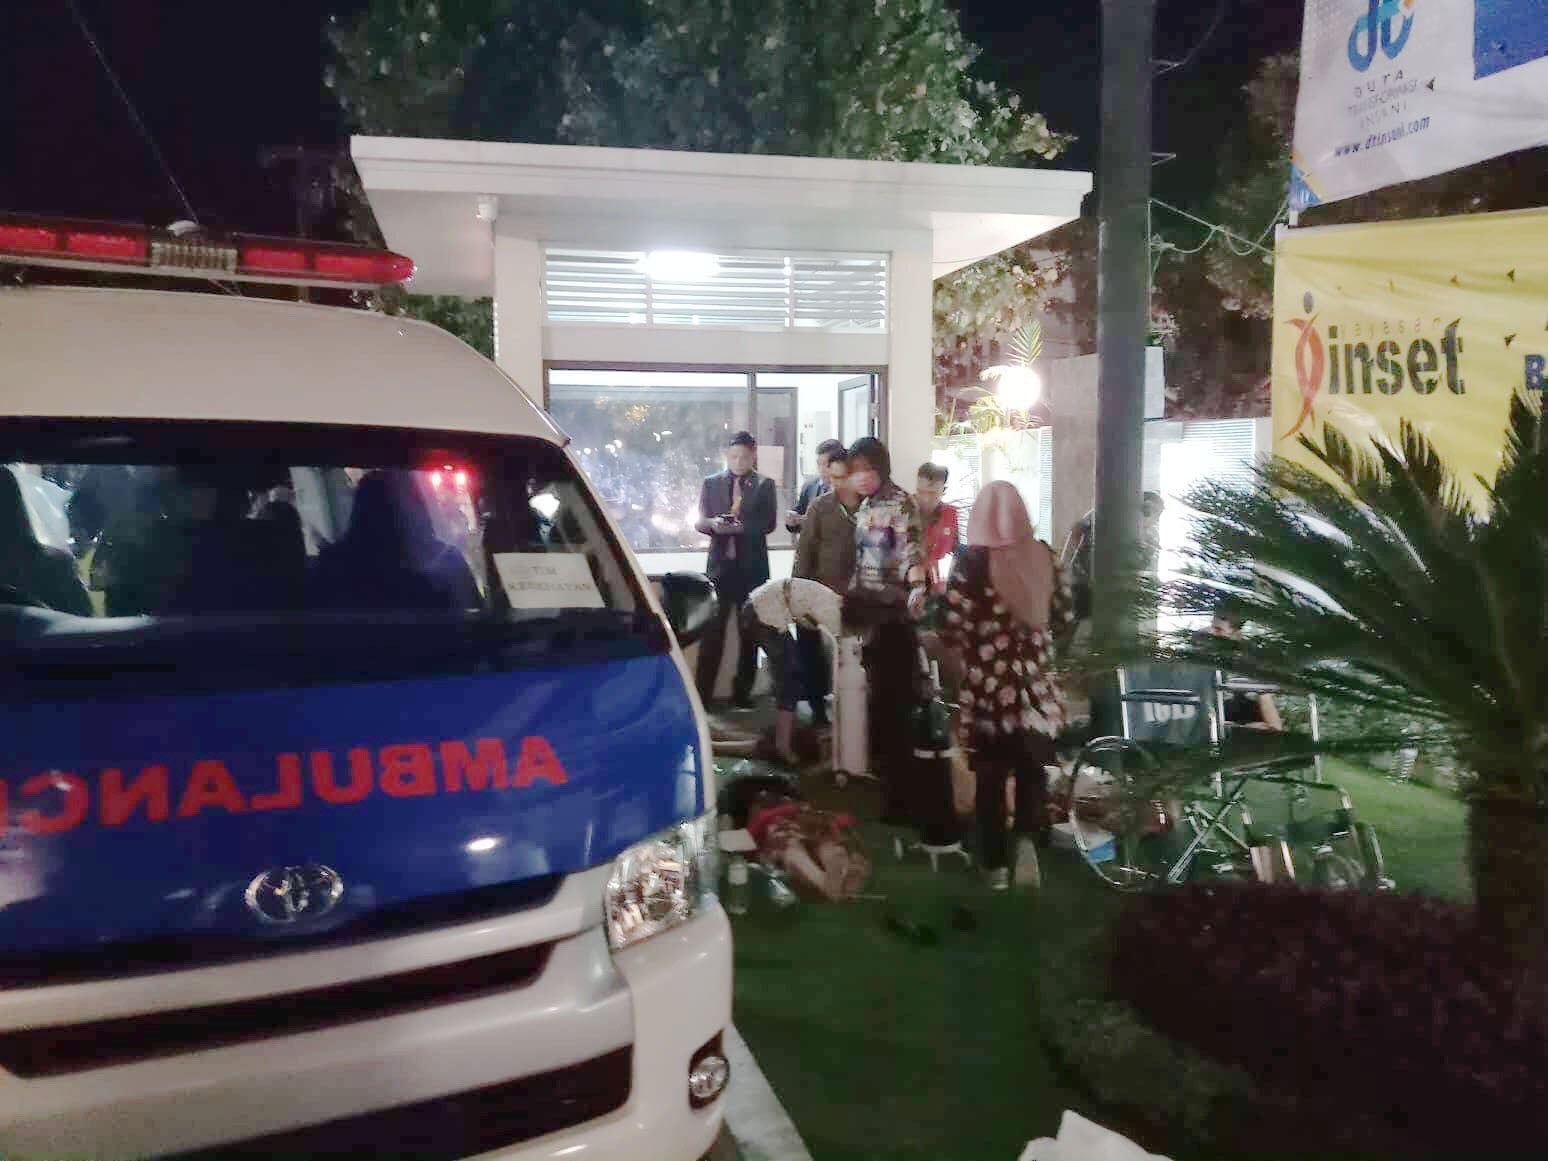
[695, 430, 778, 707]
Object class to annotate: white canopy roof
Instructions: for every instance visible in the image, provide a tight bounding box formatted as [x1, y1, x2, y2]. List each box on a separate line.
[352, 137, 1091, 297]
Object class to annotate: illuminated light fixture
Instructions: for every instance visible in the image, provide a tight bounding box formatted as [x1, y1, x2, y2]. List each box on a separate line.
[638, 250, 719, 282]
[981, 364, 1043, 412]
[466, 836, 501, 853]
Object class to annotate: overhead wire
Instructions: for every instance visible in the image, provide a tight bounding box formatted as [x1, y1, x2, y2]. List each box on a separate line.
[63, 1, 249, 296]
[64, 0, 199, 224]
[1155, 0, 1227, 76]
[1149, 0, 1275, 268]
[1149, 199, 1277, 260]
[1254, 194, 1290, 246]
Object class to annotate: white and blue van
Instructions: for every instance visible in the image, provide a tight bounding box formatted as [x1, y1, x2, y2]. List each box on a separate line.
[0, 217, 731, 1160]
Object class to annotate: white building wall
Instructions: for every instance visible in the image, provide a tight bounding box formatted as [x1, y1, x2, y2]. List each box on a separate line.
[491, 229, 544, 402]
[884, 241, 936, 484]
[542, 327, 888, 371]
[493, 225, 938, 480]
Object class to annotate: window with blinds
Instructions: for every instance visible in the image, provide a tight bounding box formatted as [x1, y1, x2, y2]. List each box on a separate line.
[1036, 426, 1055, 544]
[1175, 418, 1258, 490]
[543, 249, 889, 332]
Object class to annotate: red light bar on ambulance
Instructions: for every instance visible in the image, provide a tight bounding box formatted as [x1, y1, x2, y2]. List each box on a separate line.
[0, 214, 414, 288]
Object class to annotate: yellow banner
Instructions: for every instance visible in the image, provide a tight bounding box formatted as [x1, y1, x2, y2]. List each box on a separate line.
[1271, 207, 1548, 508]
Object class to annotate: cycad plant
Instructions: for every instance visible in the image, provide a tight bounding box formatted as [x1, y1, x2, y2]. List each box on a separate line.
[1136, 394, 1548, 968]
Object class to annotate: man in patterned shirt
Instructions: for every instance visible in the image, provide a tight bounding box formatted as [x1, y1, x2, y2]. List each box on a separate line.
[845, 438, 927, 617]
[844, 437, 927, 823]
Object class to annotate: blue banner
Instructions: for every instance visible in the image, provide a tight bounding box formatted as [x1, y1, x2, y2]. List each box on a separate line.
[0, 654, 701, 957]
[1475, 0, 1548, 78]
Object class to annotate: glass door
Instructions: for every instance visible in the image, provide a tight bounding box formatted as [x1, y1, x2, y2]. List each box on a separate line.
[546, 369, 750, 553]
[838, 375, 874, 446]
[546, 366, 884, 563]
[752, 387, 798, 548]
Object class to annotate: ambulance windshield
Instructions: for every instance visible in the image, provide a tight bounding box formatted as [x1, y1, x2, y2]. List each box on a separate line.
[0, 419, 655, 689]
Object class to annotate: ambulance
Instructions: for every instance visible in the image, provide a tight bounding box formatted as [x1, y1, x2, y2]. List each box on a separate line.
[0, 215, 731, 1159]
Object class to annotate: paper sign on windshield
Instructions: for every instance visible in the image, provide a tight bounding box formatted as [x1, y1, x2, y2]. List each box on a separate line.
[493, 552, 605, 610]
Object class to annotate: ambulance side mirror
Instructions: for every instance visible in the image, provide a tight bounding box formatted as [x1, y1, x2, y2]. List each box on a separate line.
[652, 572, 718, 647]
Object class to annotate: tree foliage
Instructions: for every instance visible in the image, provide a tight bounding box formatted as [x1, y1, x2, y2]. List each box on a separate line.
[554, 0, 1067, 163]
[329, 0, 1071, 359]
[933, 244, 1068, 392]
[329, 0, 638, 142]
[1196, 52, 1298, 321]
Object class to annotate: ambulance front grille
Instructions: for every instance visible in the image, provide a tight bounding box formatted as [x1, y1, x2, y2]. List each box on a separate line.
[0, 942, 552, 1078]
[160, 1047, 633, 1161]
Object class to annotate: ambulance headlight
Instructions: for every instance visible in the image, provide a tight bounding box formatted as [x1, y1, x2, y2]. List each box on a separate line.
[604, 812, 717, 952]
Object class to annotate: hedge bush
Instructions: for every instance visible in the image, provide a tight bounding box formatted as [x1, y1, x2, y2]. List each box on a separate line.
[1110, 883, 1548, 1154]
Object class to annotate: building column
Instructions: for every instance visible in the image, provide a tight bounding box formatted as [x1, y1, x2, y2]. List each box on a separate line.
[886, 243, 935, 486]
[492, 228, 545, 406]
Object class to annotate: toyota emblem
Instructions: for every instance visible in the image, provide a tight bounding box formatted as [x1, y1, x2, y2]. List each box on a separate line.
[244, 864, 344, 925]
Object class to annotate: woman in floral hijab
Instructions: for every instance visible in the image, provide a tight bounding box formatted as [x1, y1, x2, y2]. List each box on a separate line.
[940, 481, 1073, 890]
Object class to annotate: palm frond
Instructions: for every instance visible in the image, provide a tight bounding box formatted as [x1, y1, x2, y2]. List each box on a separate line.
[1088, 408, 1548, 794]
[1006, 319, 1042, 367]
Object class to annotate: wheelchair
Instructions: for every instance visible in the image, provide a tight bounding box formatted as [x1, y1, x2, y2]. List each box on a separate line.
[1053, 665, 1391, 892]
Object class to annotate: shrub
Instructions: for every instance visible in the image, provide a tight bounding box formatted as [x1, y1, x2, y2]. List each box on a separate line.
[1110, 883, 1548, 1154]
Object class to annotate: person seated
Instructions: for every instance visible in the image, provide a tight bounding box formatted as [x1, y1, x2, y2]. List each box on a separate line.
[1209, 605, 1283, 732]
[310, 470, 480, 613]
[93, 469, 181, 616]
[0, 466, 92, 616]
[166, 472, 309, 615]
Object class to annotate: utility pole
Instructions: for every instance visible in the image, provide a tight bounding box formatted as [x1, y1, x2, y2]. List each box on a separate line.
[1092, 0, 1156, 725]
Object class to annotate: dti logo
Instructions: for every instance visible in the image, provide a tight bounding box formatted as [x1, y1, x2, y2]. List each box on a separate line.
[1348, 0, 1415, 72]
[1283, 292, 1325, 440]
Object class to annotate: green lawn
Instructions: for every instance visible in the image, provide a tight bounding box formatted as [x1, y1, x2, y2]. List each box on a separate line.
[725, 756, 1471, 1160]
[728, 771, 1113, 1160]
[1240, 758, 1471, 901]
[1325, 760, 1470, 899]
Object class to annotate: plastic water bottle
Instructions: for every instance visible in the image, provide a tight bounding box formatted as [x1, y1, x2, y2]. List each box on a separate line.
[725, 855, 749, 916]
[761, 865, 799, 909]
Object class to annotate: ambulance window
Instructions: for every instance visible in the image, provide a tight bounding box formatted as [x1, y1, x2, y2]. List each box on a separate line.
[0, 420, 644, 630]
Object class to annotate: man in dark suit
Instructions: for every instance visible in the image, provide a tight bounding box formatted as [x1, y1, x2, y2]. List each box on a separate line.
[695, 430, 778, 707]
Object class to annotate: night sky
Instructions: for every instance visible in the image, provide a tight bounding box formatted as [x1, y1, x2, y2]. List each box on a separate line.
[1, 1, 1302, 240]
